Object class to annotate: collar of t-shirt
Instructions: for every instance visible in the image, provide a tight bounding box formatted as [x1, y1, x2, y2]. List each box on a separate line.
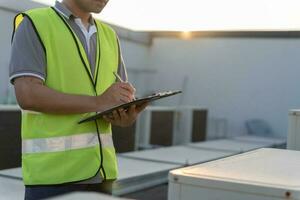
[54, 1, 97, 54]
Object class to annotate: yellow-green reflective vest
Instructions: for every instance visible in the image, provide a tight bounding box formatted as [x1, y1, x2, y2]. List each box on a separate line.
[14, 7, 119, 185]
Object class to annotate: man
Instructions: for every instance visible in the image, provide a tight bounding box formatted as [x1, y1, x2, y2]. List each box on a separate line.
[9, 0, 147, 199]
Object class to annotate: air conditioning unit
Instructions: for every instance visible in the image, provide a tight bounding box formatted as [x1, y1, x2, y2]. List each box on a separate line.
[135, 106, 208, 149]
[112, 123, 136, 153]
[169, 148, 300, 200]
[173, 106, 208, 145]
[0, 105, 21, 169]
[135, 106, 177, 149]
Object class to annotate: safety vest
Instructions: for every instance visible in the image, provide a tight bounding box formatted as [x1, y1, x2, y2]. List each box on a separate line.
[13, 7, 119, 185]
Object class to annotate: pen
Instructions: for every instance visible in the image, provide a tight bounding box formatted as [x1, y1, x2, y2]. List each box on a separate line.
[113, 71, 136, 100]
[113, 71, 125, 82]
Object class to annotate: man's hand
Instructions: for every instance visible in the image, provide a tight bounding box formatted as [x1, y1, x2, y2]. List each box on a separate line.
[103, 103, 148, 127]
[96, 82, 135, 111]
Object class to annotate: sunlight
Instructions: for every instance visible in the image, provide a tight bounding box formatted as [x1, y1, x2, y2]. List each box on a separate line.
[32, 0, 300, 31]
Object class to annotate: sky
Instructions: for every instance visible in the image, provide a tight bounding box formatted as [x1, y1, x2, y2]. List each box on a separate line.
[33, 0, 300, 31]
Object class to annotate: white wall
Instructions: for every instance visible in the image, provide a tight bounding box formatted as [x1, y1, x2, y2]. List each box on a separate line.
[0, 1, 48, 104]
[118, 39, 153, 96]
[0, 9, 16, 104]
[148, 37, 300, 138]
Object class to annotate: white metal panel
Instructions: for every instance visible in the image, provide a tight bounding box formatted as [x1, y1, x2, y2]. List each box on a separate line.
[117, 156, 179, 180]
[0, 168, 23, 199]
[172, 106, 193, 145]
[120, 146, 233, 165]
[135, 107, 152, 149]
[177, 184, 286, 200]
[135, 106, 177, 149]
[0, 167, 22, 178]
[0, 176, 24, 200]
[169, 148, 300, 200]
[173, 106, 207, 145]
[233, 135, 286, 147]
[114, 157, 180, 195]
[188, 139, 270, 153]
[167, 182, 181, 200]
[288, 110, 300, 150]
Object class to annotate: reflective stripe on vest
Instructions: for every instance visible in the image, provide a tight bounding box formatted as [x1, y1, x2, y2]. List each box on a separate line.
[22, 133, 113, 154]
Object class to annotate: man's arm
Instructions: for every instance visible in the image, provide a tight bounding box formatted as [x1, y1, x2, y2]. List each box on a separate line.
[14, 76, 135, 114]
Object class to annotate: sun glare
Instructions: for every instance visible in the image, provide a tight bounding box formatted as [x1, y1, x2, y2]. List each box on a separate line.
[33, 0, 300, 31]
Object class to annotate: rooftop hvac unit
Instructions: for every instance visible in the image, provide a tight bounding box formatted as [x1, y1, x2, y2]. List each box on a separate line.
[135, 106, 177, 149]
[112, 123, 136, 153]
[173, 106, 208, 145]
[0, 105, 21, 169]
[135, 106, 208, 149]
[169, 148, 300, 200]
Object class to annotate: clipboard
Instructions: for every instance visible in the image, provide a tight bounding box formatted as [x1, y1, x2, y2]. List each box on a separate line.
[78, 90, 182, 124]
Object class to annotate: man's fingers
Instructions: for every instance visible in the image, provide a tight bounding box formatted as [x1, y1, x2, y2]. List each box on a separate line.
[103, 115, 113, 123]
[118, 108, 128, 119]
[112, 110, 121, 121]
[136, 102, 148, 113]
[128, 105, 137, 116]
[119, 83, 135, 94]
[120, 92, 134, 102]
[119, 95, 131, 103]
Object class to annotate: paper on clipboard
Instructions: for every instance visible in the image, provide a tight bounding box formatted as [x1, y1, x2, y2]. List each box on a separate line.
[78, 90, 182, 124]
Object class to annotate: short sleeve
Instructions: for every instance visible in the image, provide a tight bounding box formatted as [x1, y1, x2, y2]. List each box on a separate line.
[116, 36, 128, 82]
[9, 16, 46, 84]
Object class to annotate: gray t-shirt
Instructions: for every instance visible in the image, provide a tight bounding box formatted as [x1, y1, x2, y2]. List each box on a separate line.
[9, 1, 127, 83]
[9, 1, 127, 184]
